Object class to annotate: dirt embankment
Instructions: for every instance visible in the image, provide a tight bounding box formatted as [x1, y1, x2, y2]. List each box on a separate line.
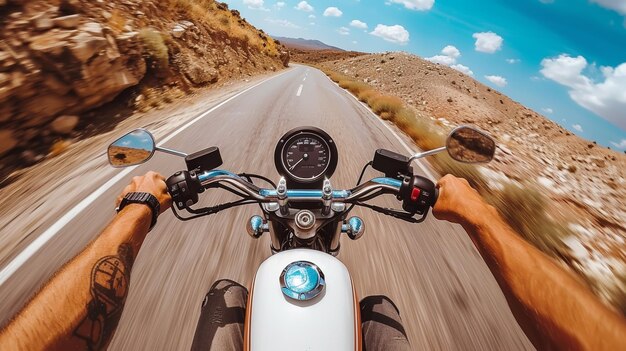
[0, 0, 289, 183]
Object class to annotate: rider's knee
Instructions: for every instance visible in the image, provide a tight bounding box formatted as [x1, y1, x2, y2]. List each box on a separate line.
[360, 295, 410, 351]
[201, 279, 248, 310]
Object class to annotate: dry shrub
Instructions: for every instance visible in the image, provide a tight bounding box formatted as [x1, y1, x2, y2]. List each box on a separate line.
[368, 95, 404, 115]
[486, 183, 568, 256]
[139, 29, 169, 74]
[339, 80, 370, 95]
[49, 140, 72, 157]
[357, 89, 379, 103]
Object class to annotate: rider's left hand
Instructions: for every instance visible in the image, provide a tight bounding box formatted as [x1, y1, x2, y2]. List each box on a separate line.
[116, 171, 172, 215]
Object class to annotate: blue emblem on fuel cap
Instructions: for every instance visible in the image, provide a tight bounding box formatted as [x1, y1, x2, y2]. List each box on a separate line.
[280, 261, 325, 301]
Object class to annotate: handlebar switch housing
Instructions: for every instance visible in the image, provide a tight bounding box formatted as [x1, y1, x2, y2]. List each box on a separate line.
[185, 147, 223, 173]
[372, 149, 411, 179]
[166, 170, 202, 209]
[400, 175, 436, 215]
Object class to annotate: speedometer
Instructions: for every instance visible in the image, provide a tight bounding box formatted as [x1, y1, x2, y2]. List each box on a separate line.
[274, 127, 338, 187]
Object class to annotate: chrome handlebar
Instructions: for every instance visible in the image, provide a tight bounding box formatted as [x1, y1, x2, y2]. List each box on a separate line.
[197, 169, 402, 204]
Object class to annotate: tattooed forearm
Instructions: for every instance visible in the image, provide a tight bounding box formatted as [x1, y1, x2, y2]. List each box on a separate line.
[73, 244, 135, 350]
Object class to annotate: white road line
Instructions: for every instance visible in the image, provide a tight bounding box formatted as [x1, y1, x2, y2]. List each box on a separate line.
[296, 84, 303, 96]
[0, 69, 293, 287]
[320, 70, 437, 180]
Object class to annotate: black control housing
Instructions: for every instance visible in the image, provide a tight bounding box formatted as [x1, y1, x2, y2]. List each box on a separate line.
[372, 149, 411, 179]
[166, 170, 202, 209]
[399, 175, 437, 215]
[185, 147, 222, 173]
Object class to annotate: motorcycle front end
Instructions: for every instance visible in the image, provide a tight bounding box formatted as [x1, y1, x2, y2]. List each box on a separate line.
[107, 125, 496, 350]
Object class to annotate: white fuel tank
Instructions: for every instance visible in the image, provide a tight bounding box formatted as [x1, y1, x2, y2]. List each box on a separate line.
[246, 249, 359, 351]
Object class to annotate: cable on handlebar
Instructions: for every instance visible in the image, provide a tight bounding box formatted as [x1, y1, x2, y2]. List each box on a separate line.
[355, 202, 428, 223]
[171, 199, 258, 221]
[356, 161, 373, 186]
[239, 173, 277, 188]
[216, 183, 252, 199]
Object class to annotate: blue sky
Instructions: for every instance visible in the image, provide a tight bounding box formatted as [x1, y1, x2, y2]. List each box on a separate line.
[226, 0, 626, 150]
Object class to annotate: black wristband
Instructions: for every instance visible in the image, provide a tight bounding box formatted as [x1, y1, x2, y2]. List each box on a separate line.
[117, 192, 160, 230]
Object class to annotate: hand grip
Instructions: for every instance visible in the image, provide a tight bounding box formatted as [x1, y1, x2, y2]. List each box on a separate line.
[399, 175, 436, 215]
[166, 170, 202, 209]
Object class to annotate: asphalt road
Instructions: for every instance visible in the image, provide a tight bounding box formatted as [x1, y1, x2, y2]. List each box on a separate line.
[0, 65, 533, 350]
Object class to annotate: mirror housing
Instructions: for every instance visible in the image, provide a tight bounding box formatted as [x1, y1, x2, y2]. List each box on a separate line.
[446, 126, 495, 164]
[108, 129, 156, 167]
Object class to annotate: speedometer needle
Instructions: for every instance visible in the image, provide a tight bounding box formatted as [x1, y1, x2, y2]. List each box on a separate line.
[289, 158, 304, 170]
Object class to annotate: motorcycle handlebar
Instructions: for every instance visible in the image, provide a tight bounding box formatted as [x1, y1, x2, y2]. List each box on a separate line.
[166, 169, 437, 216]
[195, 170, 403, 204]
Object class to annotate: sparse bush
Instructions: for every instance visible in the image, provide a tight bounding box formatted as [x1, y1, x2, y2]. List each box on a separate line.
[139, 29, 169, 74]
[49, 139, 72, 157]
[338, 80, 370, 95]
[368, 95, 404, 116]
[486, 183, 567, 256]
[357, 89, 379, 103]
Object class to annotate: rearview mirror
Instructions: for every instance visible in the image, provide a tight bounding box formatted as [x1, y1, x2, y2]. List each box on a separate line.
[446, 126, 496, 163]
[108, 129, 156, 167]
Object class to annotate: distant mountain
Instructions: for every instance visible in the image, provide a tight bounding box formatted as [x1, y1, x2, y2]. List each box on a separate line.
[273, 36, 345, 51]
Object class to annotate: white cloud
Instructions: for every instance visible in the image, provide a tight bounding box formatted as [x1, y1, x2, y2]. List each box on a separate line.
[244, 0, 268, 10]
[265, 18, 300, 28]
[542, 107, 554, 114]
[338, 27, 350, 35]
[610, 139, 626, 149]
[370, 24, 410, 45]
[323, 7, 343, 17]
[572, 124, 584, 132]
[506, 58, 521, 64]
[309, 14, 316, 19]
[441, 45, 460, 58]
[473, 32, 503, 53]
[295, 1, 314, 12]
[350, 19, 368, 29]
[540, 54, 626, 129]
[352, 40, 358, 44]
[425, 45, 473, 75]
[485, 75, 507, 87]
[275, 1, 285, 9]
[451, 64, 474, 76]
[426, 55, 456, 65]
[591, 0, 626, 15]
[388, 0, 435, 11]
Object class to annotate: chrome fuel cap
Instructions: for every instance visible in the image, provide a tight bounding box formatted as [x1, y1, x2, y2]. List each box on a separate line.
[279, 261, 325, 301]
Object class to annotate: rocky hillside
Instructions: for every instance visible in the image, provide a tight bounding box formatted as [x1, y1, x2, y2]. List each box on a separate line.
[289, 47, 365, 64]
[315, 51, 626, 312]
[0, 0, 289, 183]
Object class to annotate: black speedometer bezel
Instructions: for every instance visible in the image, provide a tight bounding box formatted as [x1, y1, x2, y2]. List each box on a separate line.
[274, 126, 338, 188]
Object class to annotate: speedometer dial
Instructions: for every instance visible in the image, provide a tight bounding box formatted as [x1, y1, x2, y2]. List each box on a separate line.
[274, 127, 338, 187]
[282, 133, 330, 181]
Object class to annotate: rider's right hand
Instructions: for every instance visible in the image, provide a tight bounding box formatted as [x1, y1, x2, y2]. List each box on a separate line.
[433, 174, 494, 227]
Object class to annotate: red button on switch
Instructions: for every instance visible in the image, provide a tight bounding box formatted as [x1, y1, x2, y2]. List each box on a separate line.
[411, 187, 421, 201]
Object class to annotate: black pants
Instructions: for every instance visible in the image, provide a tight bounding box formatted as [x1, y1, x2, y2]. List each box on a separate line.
[191, 279, 410, 350]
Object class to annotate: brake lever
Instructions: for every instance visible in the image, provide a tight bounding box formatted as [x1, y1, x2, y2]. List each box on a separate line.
[357, 202, 428, 223]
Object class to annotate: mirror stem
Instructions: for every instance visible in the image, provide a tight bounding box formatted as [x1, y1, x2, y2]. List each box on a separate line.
[408, 146, 446, 163]
[156, 146, 188, 158]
